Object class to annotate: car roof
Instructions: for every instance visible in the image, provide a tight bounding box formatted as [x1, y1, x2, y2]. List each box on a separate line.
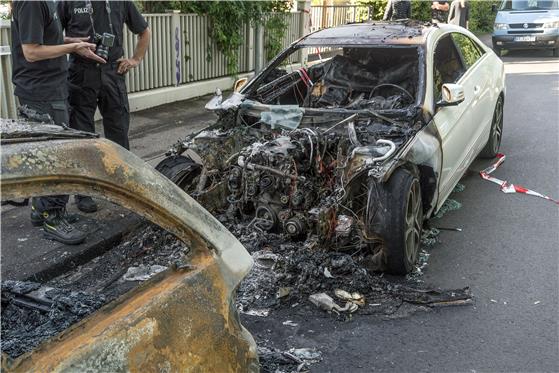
[299, 20, 438, 47]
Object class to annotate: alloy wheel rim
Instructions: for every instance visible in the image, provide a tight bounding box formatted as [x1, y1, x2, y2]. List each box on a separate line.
[493, 98, 503, 154]
[404, 180, 421, 265]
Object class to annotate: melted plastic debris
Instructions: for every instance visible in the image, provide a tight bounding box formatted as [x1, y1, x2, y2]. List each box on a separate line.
[122, 264, 167, 282]
[1, 281, 105, 358]
[258, 345, 322, 373]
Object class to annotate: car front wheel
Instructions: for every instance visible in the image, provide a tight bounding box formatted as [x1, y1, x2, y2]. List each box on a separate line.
[155, 155, 201, 192]
[480, 95, 504, 158]
[367, 168, 423, 275]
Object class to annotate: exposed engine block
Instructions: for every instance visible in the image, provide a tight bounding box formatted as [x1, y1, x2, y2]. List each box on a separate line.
[226, 132, 338, 238]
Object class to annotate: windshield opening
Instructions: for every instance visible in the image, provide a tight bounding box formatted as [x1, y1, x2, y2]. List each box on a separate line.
[245, 45, 421, 114]
[500, 0, 559, 11]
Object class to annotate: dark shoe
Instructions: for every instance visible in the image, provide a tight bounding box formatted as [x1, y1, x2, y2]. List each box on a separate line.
[31, 205, 79, 227]
[76, 196, 98, 213]
[43, 209, 87, 245]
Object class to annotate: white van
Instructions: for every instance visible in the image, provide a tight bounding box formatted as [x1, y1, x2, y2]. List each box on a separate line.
[492, 0, 559, 56]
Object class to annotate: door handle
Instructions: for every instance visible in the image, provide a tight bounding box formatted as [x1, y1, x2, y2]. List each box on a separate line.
[474, 85, 481, 95]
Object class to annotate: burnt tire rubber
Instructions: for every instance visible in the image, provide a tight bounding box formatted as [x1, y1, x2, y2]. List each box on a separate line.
[367, 168, 423, 275]
[155, 155, 201, 191]
[480, 95, 504, 159]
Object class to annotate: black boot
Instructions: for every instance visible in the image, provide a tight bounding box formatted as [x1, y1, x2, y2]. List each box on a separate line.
[43, 209, 87, 245]
[75, 195, 98, 213]
[31, 204, 80, 227]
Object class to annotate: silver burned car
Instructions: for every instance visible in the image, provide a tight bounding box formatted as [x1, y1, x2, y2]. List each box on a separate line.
[157, 21, 506, 275]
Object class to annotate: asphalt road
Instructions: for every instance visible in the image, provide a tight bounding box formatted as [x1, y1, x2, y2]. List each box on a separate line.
[108, 48, 558, 371]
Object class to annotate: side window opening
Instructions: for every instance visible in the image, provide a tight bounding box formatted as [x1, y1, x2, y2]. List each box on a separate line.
[452, 33, 484, 70]
[1, 197, 191, 359]
[433, 34, 466, 101]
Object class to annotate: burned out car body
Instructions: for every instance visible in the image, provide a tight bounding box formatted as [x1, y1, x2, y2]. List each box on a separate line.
[158, 22, 506, 274]
[0, 121, 258, 372]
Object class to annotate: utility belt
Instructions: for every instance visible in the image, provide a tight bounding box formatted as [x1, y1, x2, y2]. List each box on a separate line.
[71, 58, 121, 69]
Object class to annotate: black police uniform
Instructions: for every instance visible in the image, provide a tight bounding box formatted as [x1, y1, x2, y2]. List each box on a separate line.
[383, 0, 412, 21]
[432, 1, 449, 23]
[11, 0, 70, 212]
[58, 0, 148, 150]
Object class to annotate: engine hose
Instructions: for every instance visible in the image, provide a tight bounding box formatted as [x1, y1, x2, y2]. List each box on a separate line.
[237, 155, 305, 182]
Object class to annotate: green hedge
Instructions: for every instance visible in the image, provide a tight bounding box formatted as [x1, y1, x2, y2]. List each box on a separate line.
[469, 1, 496, 33]
[359, 0, 496, 33]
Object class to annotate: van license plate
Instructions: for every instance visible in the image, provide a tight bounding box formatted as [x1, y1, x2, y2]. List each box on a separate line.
[514, 36, 536, 42]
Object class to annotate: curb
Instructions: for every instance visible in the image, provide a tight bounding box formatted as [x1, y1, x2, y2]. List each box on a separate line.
[20, 215, 143, 283]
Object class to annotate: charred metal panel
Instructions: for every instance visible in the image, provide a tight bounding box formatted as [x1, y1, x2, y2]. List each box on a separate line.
[1, 122, 258, 372]
[2, 261, 258, 372]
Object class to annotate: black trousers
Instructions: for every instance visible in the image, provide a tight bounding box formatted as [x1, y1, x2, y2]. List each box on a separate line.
[17, 98, 70, 212]
[68, 62, 130, 149]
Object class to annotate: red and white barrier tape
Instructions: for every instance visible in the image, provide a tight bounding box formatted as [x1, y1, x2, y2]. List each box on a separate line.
[479, 153, 559, 205]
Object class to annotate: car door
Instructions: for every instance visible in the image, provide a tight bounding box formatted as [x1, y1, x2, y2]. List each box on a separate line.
[451, 33, 492, 165]
[432, 33, 474, 203]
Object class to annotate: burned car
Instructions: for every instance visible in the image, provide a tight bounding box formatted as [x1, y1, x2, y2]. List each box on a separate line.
[157, 22, 506, 275]
[0, 121, 258, 372]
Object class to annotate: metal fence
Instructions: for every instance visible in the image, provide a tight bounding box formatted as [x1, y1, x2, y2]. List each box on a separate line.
[122, 14, 175, 93]
[310, 5, 373, 32]
[263, 12, 303, 64]
[1, 20, 17, 119]
[123, 12, 304, 94]
[180, 14, 253, 84]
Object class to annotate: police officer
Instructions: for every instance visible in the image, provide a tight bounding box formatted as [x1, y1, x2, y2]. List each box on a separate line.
[431, 1, 450, 23]
[58, 0, 150, 213]
[383, 0, 411, 21]
[11, 0, 105, 244]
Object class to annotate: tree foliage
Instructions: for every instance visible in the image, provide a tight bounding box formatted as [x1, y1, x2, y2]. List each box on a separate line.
[469, 0, 496, 33]
[140, 1, 291, 74]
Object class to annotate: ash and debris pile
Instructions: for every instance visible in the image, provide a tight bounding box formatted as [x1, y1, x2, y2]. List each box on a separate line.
[234, 188, 469, 318]
[1, 280, 105, 358]
[49, 223, 189, 299]
[1, 224, 189, 359]
[233, 222, 470, 319]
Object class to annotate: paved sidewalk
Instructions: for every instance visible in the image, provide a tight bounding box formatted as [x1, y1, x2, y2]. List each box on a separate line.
[2, 93, 218, 281]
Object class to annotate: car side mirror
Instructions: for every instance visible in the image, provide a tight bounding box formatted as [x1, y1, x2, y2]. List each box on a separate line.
[436, 83, 465, 107]
[205, 88, 223, 110]
[491, 4, 497, 12]
[233, 77, 248, 92]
